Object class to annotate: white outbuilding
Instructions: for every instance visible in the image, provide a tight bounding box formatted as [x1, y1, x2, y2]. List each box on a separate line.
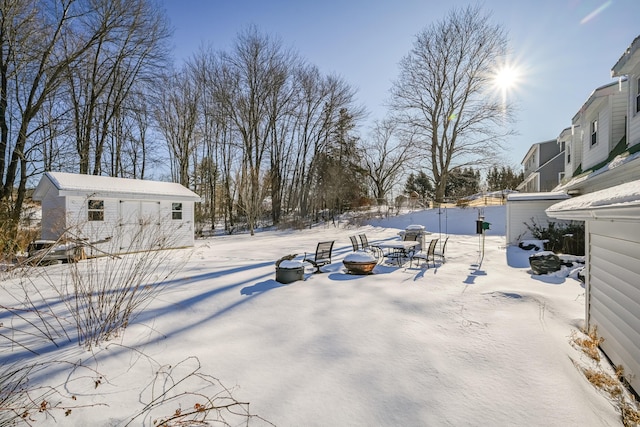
[32, 172, 201, 255]
[546, 179, 640, 395]
[505, 192, 570, 245]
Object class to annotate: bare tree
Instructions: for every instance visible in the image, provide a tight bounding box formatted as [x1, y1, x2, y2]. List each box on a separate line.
[155, 68, 200, 187]
[63, 0, 170, 176]
[213, 26, 295, 235]
[361, 118, 415, 204]
[0, 0, 170, 247]
[1, 0, 104, 229]
[390, 4, 515, 203]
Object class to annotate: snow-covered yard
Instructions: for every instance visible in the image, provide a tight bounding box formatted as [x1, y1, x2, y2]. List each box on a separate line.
[0, 206, 628, 425]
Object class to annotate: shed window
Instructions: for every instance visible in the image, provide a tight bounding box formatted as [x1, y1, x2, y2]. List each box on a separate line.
[88, 199, 104, 221]
[172, 203, 182, 220]
[590, 119, 598, 146]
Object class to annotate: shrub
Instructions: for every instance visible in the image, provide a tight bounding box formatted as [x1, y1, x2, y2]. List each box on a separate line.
[524, 218, 585, 255]
[1, 221, 190, 351]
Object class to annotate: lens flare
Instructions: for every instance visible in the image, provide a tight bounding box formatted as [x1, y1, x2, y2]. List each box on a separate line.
[580, 0, 613, 25]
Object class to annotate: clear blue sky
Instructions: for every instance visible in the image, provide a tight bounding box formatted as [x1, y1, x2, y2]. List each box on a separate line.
[162, 0, 640, 167]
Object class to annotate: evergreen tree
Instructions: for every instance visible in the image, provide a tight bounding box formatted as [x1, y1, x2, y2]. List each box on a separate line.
[486, 165, 524, 191]
[405, 171, 435, 200]
[315, 108, 367, 213]
[446, 167, 480, 199]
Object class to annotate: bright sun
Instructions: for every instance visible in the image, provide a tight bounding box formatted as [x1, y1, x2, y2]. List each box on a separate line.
[493, 65, 520, 91]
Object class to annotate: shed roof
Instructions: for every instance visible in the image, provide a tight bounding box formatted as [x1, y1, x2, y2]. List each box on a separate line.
[33, 172, 200, 201]
[507, 191, 569, 202]
[546, 179, 640, 221]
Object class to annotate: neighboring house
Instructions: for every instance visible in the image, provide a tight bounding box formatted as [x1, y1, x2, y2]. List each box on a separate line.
[32, 172, 201, 255]
[517, 139, 565, 192]
[545, 35, 640, 397]
[555, 77, 638, 195]
[573, 80, 628, 173]
[546, 180, 640, 395]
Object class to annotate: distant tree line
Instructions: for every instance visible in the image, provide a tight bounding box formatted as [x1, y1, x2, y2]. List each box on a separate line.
[2, 2, 518, 248]
[404, 164, 523, 204]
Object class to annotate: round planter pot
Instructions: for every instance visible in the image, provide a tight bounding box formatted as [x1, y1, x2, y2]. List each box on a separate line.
[275, 266, 304, 284]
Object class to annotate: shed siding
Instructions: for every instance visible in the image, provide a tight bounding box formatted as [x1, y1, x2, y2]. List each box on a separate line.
[588, 221, 640, 393]
[506, 200, 568, 244]
[34, 173, 199, 253]
[40, 189, 66, 240]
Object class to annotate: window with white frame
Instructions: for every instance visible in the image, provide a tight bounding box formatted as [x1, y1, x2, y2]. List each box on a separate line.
[567, 145, 571, 164]
[590, 119, 598, 146]
[88, 199, 104, 221]
[172, 202, 183, 220]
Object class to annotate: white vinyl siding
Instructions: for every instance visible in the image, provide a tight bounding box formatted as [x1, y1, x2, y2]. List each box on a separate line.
[629, 75, 640, 148]
[40, 191, 66, 240]
[583, 110, 610, 170]
[506, 197, 569, 245]
[636, 77, 640, 114]
[33, 173, 199, 254]
[611, 91, 627, 148]
[587, 221, 640, 394]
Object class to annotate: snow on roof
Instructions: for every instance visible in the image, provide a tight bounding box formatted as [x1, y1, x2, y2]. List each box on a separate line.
[612, 35, 640, 76]
[36, 172, 200, 200]
[507, 191, 569, 202]
[554, 151, 640, 192]
[547, 179, 640, 220]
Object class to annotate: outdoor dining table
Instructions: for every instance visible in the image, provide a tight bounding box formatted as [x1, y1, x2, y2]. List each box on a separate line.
[377, 240, 420, 266]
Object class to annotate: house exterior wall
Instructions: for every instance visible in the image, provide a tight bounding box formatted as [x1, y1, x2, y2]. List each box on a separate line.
[557, 129, 573, 180]
[612, 36, 640, 149]
[522, 148, 538, 177]
[538, 153, 565, 191]
[587, 219, 640, 395]
[519, 140, 563, 192]
[611, 86, 628, 147]
[582, 105, 610, 170]
[577, 81, 628, 172]
[630, 76, 640, 148]
[539, 140, 561, 165]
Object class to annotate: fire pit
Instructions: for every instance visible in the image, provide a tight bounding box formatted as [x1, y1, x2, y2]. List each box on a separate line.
[343, 252, 377, 275]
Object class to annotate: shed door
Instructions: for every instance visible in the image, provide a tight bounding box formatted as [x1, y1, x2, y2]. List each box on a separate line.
[588, 220, 640, 394]
[118, 200, 160, 251]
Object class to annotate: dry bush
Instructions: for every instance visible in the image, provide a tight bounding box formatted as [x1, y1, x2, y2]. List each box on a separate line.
[571, 327, 604, 362]
[123, 355, 273, 427]
[1, 222, 190, 352]
[0, 361, 106, 426]
[582, 367, 623, 397]
[571, 328, 640, 426]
